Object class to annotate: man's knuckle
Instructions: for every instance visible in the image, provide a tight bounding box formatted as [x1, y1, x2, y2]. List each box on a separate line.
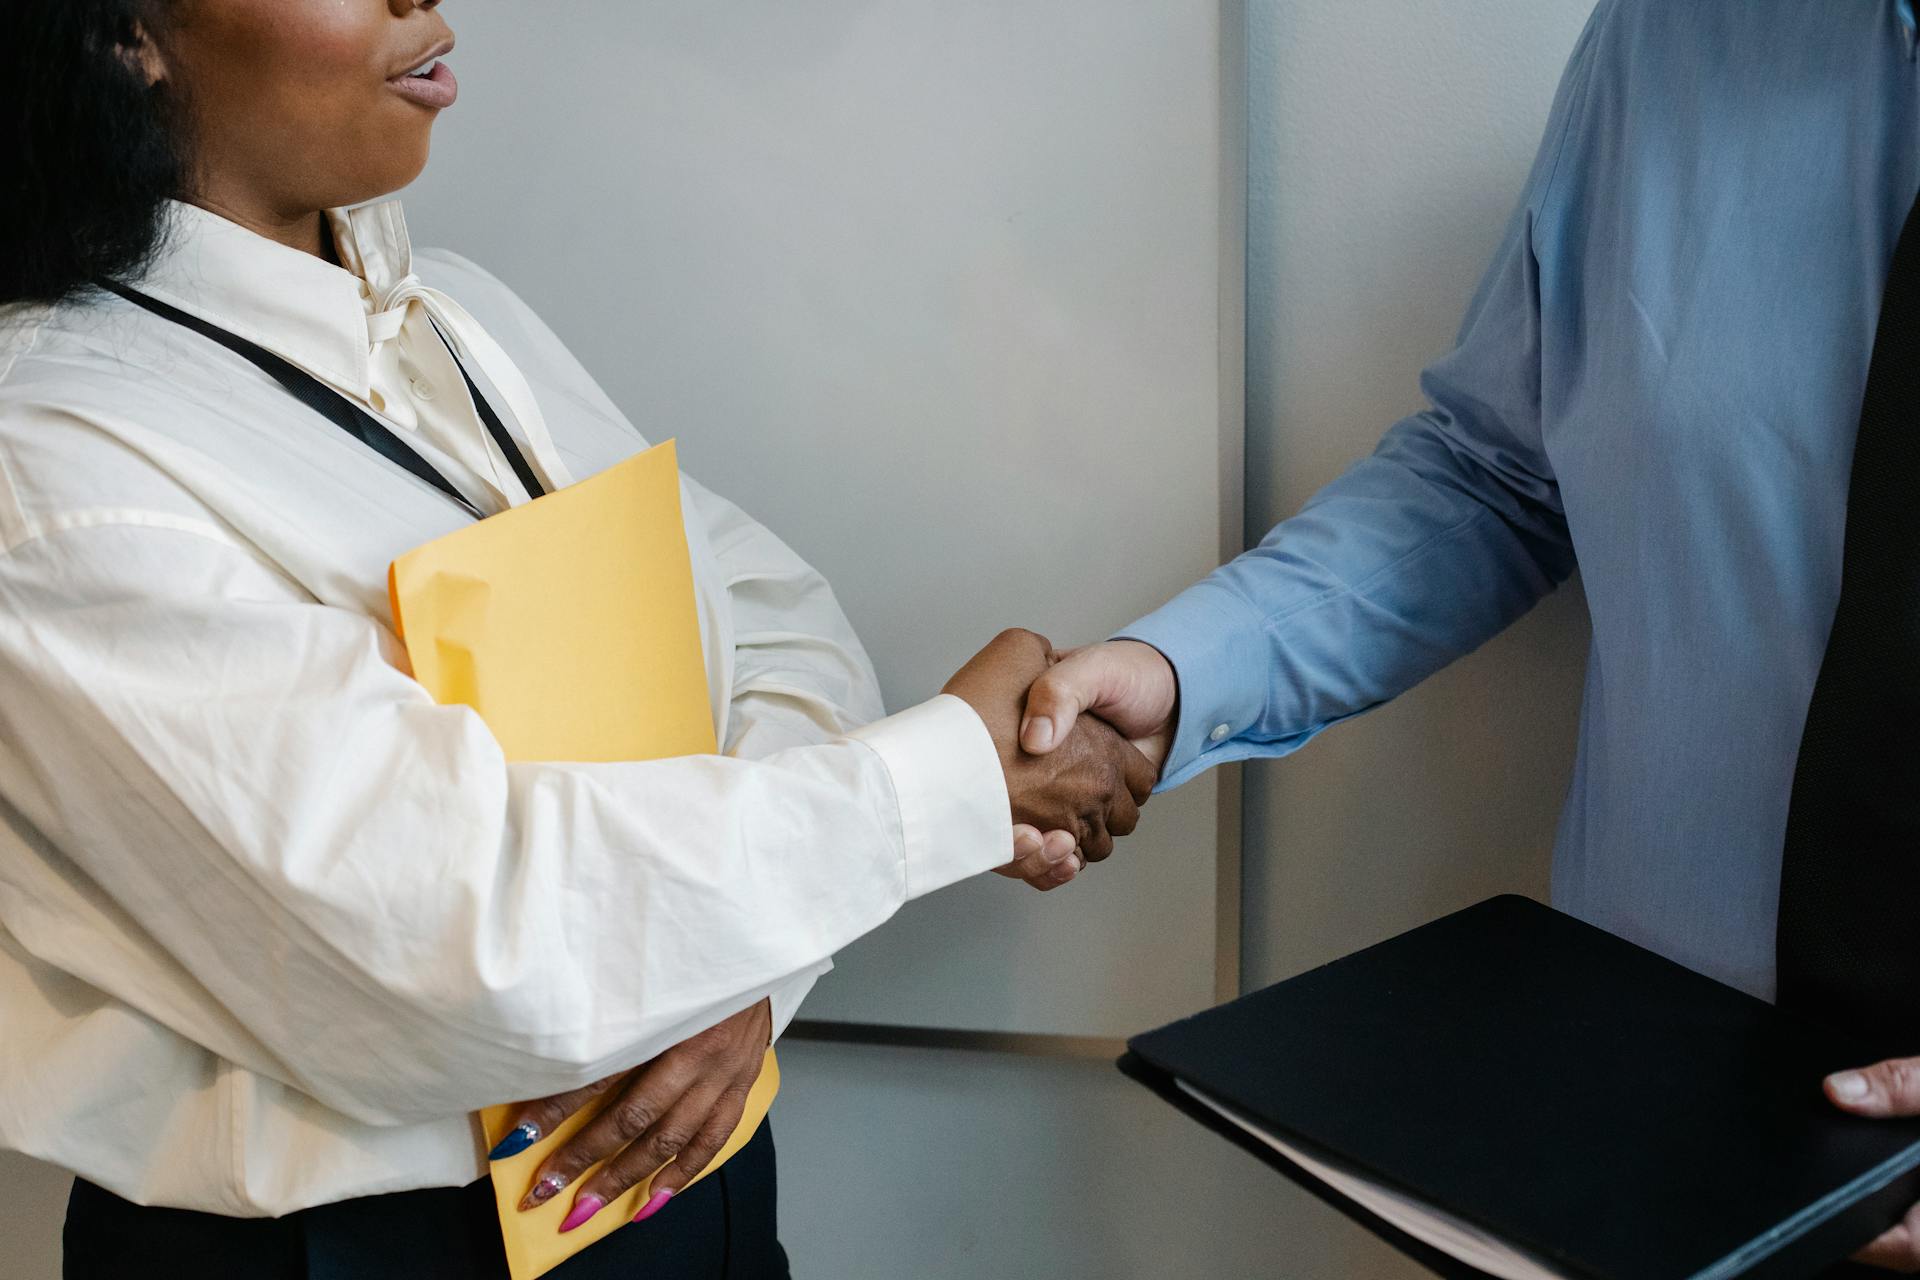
[1884, 1058, 1920, 1103]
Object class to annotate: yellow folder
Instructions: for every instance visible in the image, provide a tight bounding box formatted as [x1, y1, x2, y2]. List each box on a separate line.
[389, 438, 778, 1280]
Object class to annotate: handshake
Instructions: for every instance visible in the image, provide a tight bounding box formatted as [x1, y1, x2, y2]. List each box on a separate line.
[941, 628, 1180, 892]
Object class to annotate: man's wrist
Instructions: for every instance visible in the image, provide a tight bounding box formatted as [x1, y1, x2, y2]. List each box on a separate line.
[1116, 581, 1270, 782]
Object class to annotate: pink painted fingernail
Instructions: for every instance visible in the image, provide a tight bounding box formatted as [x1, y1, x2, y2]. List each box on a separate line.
[558, 1193, 605, 1233]
[632, 1189, 674, 1223]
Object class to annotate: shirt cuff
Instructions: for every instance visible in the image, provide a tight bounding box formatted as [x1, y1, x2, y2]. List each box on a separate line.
[848, 693, 1010, 899]
[1116, 579, 1273, 790]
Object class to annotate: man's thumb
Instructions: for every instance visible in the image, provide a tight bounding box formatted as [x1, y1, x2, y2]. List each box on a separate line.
[1020, 651, 1106, 754]
[1827, 1056, 1920, 1117]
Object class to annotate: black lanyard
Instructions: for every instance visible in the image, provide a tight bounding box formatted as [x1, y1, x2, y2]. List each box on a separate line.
[98, 279, 548, 520]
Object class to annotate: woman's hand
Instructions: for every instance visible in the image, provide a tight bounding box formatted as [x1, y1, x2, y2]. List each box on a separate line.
[488, 998, 772, 1232]
[1001, 823, 1084, 891]
[1825, 1057, 1920, 1270]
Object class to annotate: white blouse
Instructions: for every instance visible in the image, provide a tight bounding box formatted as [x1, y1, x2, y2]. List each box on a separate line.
[0, 199, 1009, 1215]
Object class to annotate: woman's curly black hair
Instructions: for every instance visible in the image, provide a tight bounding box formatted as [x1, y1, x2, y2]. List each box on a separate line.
[3, 0, 188, 307]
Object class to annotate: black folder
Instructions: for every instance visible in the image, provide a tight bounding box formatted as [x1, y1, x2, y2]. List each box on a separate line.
[1120, 896, 1920, 1279]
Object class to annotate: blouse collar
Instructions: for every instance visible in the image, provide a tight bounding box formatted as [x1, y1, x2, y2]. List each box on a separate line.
[135, 198, 420, 401]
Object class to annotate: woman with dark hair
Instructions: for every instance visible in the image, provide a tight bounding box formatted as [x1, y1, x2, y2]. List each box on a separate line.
[0, 2, 1152, 1276]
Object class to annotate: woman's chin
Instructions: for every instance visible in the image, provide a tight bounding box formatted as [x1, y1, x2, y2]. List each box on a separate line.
[335, 142, 436, 208]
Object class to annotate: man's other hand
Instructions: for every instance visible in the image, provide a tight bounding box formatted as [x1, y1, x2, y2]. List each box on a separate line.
[1825, 1057, 1920, 1270]
[943, 629, 1156, 884]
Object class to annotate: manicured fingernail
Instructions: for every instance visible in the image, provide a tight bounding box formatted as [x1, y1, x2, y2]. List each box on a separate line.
[1829, 1071, 1870, 1102]
[521, 1172, 568, 1210]
[488, 1123, 540, 1161]
[1027, 718, 1056, 751]
[632, 1189, 674, 1223]
[558, 1193, 606, 1233]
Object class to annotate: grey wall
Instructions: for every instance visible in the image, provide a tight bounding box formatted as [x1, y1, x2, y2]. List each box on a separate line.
[2, 3, 1598, 1277]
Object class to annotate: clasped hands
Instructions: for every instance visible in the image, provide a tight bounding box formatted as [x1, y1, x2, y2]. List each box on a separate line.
[939, 629, 1181, 890]
[485, 632, 1178, 1234]
[941, 628, 1171, 890]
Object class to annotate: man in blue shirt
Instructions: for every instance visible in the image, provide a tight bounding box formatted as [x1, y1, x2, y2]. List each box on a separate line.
[1014, 1, 1920, 1267]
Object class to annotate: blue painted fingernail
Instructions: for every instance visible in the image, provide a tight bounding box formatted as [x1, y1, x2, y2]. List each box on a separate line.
[488, 1123, 540, 1161]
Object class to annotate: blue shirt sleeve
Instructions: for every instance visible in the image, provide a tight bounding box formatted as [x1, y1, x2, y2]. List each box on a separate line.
[1122, 4, 1610, 791]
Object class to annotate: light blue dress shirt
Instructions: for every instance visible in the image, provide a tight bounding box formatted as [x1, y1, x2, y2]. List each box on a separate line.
[1123, 0, 1920, 1000]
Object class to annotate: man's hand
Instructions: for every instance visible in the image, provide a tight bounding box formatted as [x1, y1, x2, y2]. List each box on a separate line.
[1019, 639, 1179, 779]
[1826, 1058, 1920, 1270]
[487, 998, 772, 1233]
[944, 629, 1157, 884]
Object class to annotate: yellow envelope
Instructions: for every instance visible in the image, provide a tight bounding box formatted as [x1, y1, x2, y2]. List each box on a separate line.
[389, 438, 779, 1280]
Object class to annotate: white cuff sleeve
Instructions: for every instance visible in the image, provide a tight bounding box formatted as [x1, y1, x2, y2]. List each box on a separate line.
[849, 693, 1010, 898]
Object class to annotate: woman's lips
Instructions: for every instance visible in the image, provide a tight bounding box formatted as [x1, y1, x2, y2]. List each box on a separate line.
[389, 60, 458, 110]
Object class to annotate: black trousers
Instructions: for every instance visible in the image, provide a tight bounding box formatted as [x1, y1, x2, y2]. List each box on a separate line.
[63, 1122, 789, 1280]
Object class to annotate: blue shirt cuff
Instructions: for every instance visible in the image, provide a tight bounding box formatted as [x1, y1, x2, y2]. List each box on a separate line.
[1115, 579, 1274, 791]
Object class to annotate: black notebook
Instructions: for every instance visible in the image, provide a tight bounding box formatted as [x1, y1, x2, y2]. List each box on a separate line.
[1120, 896, 1920, 1280]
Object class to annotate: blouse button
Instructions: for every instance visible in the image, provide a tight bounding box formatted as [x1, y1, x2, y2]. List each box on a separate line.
[1209, 723, 1232, 743]
[410, 378, 436, 401]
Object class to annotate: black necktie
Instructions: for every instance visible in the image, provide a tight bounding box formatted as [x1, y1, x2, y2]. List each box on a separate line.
[1775, 192, 1920, 1045]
